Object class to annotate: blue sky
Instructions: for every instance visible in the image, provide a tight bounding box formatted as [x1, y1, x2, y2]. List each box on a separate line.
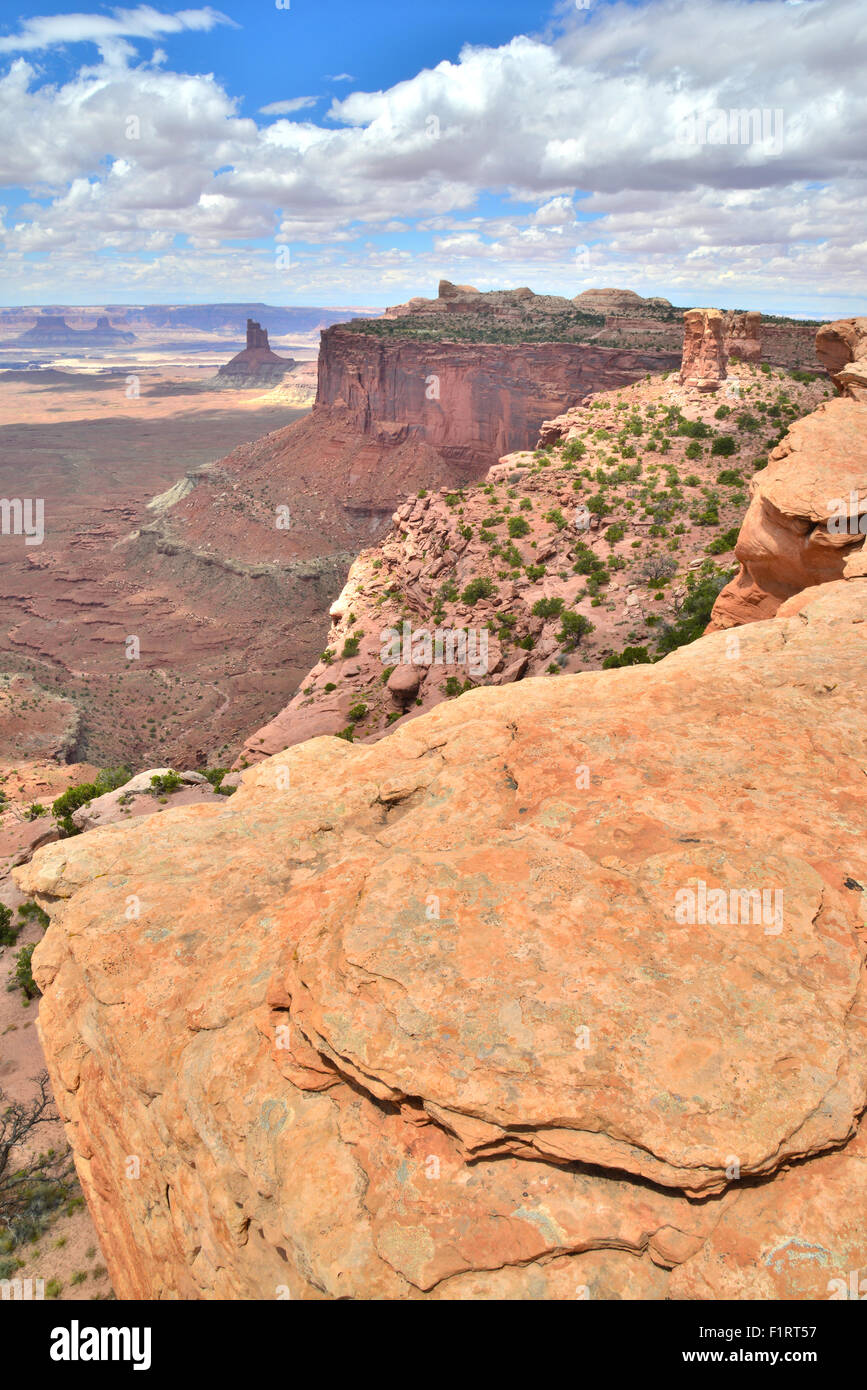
[0, 0, 864, 316]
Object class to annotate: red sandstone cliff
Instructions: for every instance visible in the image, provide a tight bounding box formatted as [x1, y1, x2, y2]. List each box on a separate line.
[315, 326, 680, 472]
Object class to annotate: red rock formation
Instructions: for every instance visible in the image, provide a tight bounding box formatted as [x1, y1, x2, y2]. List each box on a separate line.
[216, 320, 295, 386]
[722, 310, 762, 363]
[18, 577, 867, 1299]
[816, 316, 867, 400]
[709, 320, 867, 631]
[234, 359, 829, 767]
[317, 326, 680, 470]
[573, 288, 672, 315]
[679, 308, 727, 391]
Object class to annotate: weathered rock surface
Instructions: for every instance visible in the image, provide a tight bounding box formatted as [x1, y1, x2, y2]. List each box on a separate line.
[815, 316, 867, 401]
[318, 326, 680, 471]
[679, 308, 727, 391]
[709, 393, 867, 630]
[18, 579, 867, 1299]
[722, 310, 762, 364]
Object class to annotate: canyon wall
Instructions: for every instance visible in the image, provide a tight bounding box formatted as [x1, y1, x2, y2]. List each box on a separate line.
[315, 326, 681, 471]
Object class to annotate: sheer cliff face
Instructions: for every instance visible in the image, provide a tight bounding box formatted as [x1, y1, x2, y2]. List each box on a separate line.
[316, 326, 680, 470]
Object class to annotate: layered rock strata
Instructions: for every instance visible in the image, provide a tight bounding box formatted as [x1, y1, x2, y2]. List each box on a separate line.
[317, 327, 680, 471]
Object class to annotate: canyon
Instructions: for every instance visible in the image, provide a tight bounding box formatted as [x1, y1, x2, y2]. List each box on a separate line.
[3, 293, 864, 1306]
[235, 313, 834, 764]
[0, 289, 691, 769]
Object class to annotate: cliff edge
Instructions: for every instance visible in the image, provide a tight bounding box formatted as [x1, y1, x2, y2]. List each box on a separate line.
[18, 576, 867, 1300]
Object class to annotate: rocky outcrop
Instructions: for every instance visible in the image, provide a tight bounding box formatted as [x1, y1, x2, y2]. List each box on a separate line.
[815, 316, 867, 401]
[235, 359, 830, 766]
[679, 308, 727, 391]
[573, 288, 672, 316]
[18, 577, 867, 1299]
[317, 326, 680, 470]
[69, 768, 222, 833]
[13, 314, 135, 346]
[709, 320, 867, 631]
[385, 283, 674, 326]
[722, 310, 762, 363]
[215, 320, 295, 387]
[384, 281, 586, 321]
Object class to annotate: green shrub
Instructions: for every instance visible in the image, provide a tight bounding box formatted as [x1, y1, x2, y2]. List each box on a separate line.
[712, 435, 737, 456]
[655, 567, 730, 656]
[507, 515, 530, 538]
[341, 635, 361, 658]
[705, 527, 740, 554]
[602, 645, 652, 669]
[684, 441, 702, 460]
[0, 903, 18, 947]
[604, 523, 626, 545]
[562, 438, 586, 461]
[13, 943, 39, 1000]
[461, 577, 496, 606]
[558, 611, 595, 648]
[678, 419, 713, 439]
[17, 900, 50, 930]
[348, 703, 368, 723]
[149, 771, 182, 796]
[531, 597, 565, 620]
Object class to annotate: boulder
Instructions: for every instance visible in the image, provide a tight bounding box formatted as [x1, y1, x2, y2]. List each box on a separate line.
[386, 663, 423, 703]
